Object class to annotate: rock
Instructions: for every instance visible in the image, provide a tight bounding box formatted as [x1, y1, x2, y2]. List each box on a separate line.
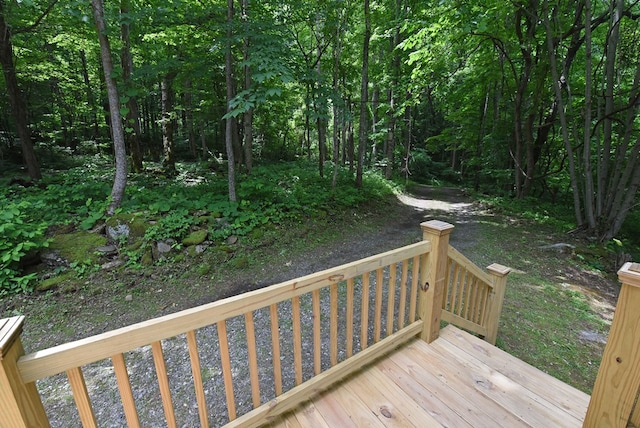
[182, 230, 208, 246]
[152, 241, 173, 260]
[227, 235, 238, 245]
[195, 244, 208, 254]
[125, 294, 133, 301]
[40, 250, 67, 267]
[101, 260, 124, 270]
[538, 243, 575, 253]
[157, 241, 173, 253]
[106, 224, 131, 241]
[96, 245, 118, 256]
[36, 271, 76, 292]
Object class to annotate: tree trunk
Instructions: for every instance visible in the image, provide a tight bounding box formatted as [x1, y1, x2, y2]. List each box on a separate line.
[91, 0, 127, 215]
[356, 0, 371, 188]
[582, 0, 596, 229]
[242, 0, 253, 174]
[543, 0, 582, 226]
[184, 79, 197, 159]
[161, 72, 178, 174]
[121, 0, 143, 173]
[598, 0, 622, 218]
[0, 2, 41, 180]
[225, 0, 237, 202]
[331, 16, 342, 189]
[385, 3, 402, 180]
[79, 50, 99, 141]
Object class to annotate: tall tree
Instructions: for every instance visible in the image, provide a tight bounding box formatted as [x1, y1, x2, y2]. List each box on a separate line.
[356, 0, 371, 188]
[225, 0, 237, 202]
[120, 0, 143, 172]
[0, 0, 56, 180]
[91, 0, 127, 215]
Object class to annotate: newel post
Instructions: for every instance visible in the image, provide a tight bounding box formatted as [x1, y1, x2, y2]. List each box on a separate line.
[0, 316, 50, 427]
[419, 220, 454, 343]
[484, 263, 511, 345]
[583, 262, 640, 428]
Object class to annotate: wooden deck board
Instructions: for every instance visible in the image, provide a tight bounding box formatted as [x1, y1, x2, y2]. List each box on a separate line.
[270, 325, 590, 428]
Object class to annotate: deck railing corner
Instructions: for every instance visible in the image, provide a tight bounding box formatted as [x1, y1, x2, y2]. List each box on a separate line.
[584, 262, 640, 428]
[0, 315, 49, 428]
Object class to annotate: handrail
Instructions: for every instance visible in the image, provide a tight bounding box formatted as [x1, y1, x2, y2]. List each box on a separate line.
[442, 246, 510, 344]
[18, 240, 432, 383]
[0, 220, 511, 427]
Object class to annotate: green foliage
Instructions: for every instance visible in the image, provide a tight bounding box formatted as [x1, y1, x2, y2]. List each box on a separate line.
[1, 160, 397, 285]
[145, 209, 197, 243]
[479, 194, 576, 232]
[0, 201, 49, 295]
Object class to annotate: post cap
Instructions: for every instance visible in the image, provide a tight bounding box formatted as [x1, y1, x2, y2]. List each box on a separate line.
[420, 220, 454, 235]
[487, 263, 511, 277]
[0, 316, 25, 359]
[618, 262, 640, 288]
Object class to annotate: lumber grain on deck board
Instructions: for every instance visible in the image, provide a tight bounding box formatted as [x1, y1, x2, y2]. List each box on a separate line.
[268, 325, 589, 428]
[382, 342, 522, 427]
[437, 325, 590, 420]
[427, 340, 579, 427]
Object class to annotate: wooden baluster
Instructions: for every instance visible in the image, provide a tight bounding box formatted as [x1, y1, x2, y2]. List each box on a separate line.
[292, 296, 303, 385]
[0, 316, 49, 428]
[442, 257, 453, 312]
[484, 263, 511, 345]
[453, 263, 467, 316]
[346, 278, 355, 358]
[185, 331, 208, 428]
[419, 220, 454, 343]
[374, 268, 384, 342]
[451, 263, 461, 315]
[111, 353, 141, 428]
[463, 271, 473, 320]
[584, 262, 640, 428]
[409, 256, 419, 323]
[269, 303, 283, 396]
[386, 263, 397, 336]
[360, 272, 370, 350]
[330, 283, 338, 367]
[312, 289, 321, 375]
[66, 367, 98, 428]
[244, 311, 261, 408]
[151, 341, 177, 428]
[398, 260, 408, 329]
[217, 321, 236, 420]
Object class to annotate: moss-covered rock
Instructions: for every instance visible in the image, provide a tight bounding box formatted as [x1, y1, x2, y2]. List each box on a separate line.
[36, 271, 76, 292]
[141, 249, 154, 266]
[182, 229, 208, 246]
[49, 231, 108, 264]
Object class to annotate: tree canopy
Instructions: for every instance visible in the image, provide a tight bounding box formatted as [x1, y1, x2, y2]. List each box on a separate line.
[1, 0, 639, 241]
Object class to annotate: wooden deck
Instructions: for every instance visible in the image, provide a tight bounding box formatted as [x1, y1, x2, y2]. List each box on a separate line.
[271, 325, 590, 428]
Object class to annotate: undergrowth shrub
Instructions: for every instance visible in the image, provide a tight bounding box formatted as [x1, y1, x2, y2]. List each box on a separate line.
[0, 201, 49, 295]
[1, 159, 399, 293]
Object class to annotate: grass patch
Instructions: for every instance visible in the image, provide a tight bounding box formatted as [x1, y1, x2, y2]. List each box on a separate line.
[499, 276, 608, 393]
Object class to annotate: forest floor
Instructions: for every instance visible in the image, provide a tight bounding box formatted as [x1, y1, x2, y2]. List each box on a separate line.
[1, 184, 621, 425]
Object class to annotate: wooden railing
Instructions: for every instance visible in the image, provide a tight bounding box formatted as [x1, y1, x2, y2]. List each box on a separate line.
[0, 220, 509, 427]
[584, 262, 640, 428]
[442, 246, 510, 345]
